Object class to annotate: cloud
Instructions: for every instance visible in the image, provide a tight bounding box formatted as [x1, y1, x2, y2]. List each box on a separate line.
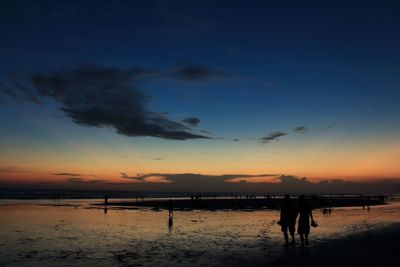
[120, 172, 278, 189]
[260, 131, 287, 143]
[53, 172, 80, 176]
[200, 129, 212, 134]
[68, 178, 107, 184]
[0, 168, 16, 173]
[0, 166, 28, 173]
[293, 126, 307, 134]
[120, 172, 138, 179]
[232, 138, 240, 142]
[3, 64, 234, 140]
[3, 171, 400, 194]
[182, 117, 200, 127]
[117, 172, 400, 194]
[13, 80, 42, 105]
[27, 66, 210, 140]
[169, 65, 229, 81]
[0, 83, 18, 99]
[140, 157, 164, 161]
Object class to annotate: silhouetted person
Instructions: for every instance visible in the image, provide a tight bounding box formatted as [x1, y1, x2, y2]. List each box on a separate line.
[297, 195, 316, 247]
[104, 196, 108, 205]
[168, 199, 173, 228]
[168, 199, 173, 218]
[279, 194, 298, 247]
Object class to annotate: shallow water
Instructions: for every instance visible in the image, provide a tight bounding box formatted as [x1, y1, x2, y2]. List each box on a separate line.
[0, 200, 399, 267]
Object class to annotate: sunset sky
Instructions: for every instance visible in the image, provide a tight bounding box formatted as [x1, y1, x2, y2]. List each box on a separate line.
[1, 1, 400, 192]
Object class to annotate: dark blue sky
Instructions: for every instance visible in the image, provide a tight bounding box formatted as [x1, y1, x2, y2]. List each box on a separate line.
[1, 0, 400, 184]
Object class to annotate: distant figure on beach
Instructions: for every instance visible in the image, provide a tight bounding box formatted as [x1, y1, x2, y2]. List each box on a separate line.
[279, 194, 298, 247]
[297, 195, 316, 247]
[168, 199, 173, 228]
[104, 196, 108, 205]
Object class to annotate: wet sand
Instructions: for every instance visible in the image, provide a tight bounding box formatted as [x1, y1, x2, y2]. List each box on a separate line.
[0, 200, 399, 267]
[268, 223, 400, 267]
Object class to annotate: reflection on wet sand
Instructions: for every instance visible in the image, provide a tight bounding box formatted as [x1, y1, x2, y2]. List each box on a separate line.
[0, 200, 399, 266]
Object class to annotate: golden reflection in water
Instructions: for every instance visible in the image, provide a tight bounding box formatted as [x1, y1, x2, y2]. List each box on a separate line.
[0, 200, 399, 266]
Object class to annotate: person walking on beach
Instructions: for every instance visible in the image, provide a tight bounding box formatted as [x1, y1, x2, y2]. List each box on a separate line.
[297, 195, 316, 247]
[168, 199, 173, 228]
[279, 194, 298, 247]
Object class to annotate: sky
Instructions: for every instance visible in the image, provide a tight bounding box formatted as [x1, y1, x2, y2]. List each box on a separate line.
[1, 0, 400, 193]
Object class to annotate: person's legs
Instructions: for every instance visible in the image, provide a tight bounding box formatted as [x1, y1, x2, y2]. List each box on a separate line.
[305, 234, 309, 245]
[289, 224, 295, 246]
[283, 228, 289, 246]
[300, 233, 304, 247]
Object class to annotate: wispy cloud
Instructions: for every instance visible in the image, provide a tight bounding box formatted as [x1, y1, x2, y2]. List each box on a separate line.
[169, 65, 229, 81]
[182, 117, 200, 127]
[13, 80, 42, 105]
[0, 166, 27, 173]
[260, 131, 287, 143]
[140, 157, 164, 161]
[293, 126, 307, 134]
[68, 178, 107, 184]
[53, 172, 80, 176]
[0, 83, 18, 99]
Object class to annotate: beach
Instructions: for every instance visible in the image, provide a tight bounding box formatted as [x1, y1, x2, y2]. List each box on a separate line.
[0, 199, 399, 267]
[269, 223, 400, 267]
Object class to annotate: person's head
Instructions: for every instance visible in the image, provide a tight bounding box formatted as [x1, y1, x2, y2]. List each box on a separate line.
[299, 195, 305, 202]
[284, 194, 290, 201]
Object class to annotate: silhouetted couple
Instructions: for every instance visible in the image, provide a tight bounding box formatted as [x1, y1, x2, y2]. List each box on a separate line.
[279, 194, 316, 247]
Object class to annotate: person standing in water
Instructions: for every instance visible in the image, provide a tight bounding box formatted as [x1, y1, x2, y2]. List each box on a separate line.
[279, 194, 298, 247]
[297, 195, 316, 247]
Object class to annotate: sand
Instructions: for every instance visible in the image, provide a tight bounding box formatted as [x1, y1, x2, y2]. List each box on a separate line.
[267, 223, 400, 267]
[1, 200, 399, 267]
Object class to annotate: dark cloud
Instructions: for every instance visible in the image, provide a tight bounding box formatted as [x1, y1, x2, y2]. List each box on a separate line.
[27, 66, 210, 140]
[3, 64, 233, 140]
[118, 172, 400, 194]
[3, 171, 400, 194]
[232, 138, 240, 141]
[170, 65, 228, 81]
[260, 131, 287, 143]
[120, 173, 278, 189]
[182, 117, 200, 127]
[120, 172, 139, 179]
[68, 178, 107, 184]
[53, 172, 80, 176]
[293, 126, 307, 134]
